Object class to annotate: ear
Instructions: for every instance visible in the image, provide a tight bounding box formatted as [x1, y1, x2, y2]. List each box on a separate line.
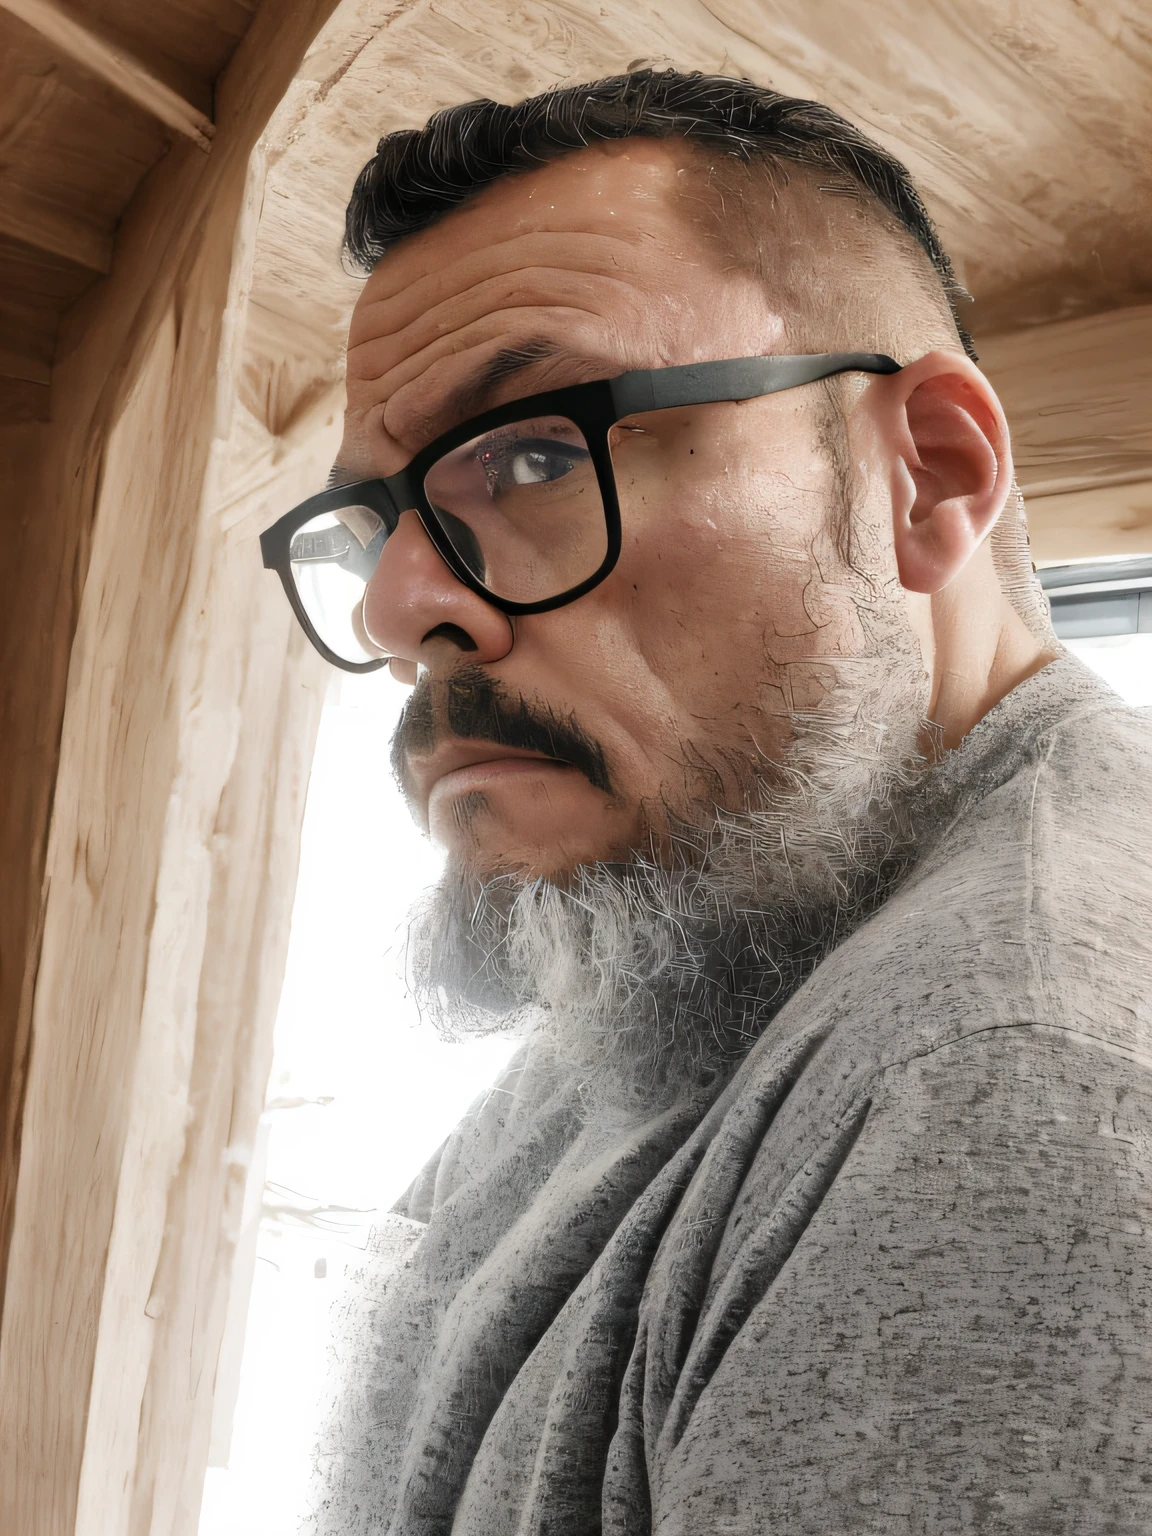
[882, 351, 1013, 595]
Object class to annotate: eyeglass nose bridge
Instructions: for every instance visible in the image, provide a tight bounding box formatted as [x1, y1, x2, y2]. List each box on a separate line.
[357, 468, 474, 596]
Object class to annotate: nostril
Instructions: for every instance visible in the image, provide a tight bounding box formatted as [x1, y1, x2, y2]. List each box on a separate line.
[422, 622, 478, 653]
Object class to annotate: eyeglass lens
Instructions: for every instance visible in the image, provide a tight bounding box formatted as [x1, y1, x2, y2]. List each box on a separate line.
[287, 415, 606, 665]
[423, 415, 604, 604]
[288, 504, 388, 664]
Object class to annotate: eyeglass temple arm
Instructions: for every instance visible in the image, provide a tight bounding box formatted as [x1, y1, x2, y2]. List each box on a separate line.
[609, 352, 902, 416]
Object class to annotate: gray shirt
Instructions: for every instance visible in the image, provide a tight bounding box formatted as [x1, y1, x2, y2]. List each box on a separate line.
[309, 653, 1152, 1534]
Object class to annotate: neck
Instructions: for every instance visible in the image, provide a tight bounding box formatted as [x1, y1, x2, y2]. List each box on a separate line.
[921, 555, 1058, 754]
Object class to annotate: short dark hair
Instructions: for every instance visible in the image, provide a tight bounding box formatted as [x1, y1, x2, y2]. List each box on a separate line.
[344, 68, 974, 357]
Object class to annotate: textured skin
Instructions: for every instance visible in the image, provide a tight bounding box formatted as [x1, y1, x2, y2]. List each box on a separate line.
[307, 654, 1152, 1535]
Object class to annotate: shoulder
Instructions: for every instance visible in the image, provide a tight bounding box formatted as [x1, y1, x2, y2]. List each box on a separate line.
[392, 1038, 582, 1222]
[1024, 689, 1152, 899]
[657, 1011, 1152, 1535]
[756, 677, 1152, 1088]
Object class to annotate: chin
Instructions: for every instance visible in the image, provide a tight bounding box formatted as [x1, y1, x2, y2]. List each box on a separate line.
[429, 776, 641, 881]
[452, 840, 607, 888]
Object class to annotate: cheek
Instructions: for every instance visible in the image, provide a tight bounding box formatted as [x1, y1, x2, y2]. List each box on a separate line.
[497, 411, 872, 821]
[599, 414, 874, 737]
[610, 420, 844, 659]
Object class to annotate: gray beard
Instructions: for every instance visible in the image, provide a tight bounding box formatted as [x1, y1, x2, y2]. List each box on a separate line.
[406, 648, 934, 1122]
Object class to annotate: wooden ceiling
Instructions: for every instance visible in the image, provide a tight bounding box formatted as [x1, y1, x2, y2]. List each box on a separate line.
[241, 0, 1152, 567]
[251, 0, 1152, 365]
[5, 0, 1152, 431]
[0, 0, 256, 423]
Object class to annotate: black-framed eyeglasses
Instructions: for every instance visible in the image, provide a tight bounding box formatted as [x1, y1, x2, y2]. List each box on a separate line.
[260, 351, 901, 672]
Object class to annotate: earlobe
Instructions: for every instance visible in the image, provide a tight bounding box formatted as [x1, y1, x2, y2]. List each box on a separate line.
[888, 358, 1012, 595]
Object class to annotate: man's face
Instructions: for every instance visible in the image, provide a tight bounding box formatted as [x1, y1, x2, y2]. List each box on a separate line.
[338, 141, 901, 880]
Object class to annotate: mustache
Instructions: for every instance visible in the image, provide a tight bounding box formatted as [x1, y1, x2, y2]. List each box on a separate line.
[390, 664, 613, 798]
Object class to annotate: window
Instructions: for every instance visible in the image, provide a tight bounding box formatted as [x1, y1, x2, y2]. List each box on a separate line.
[1040, 558, 1152, 706]
[198, 674, 516, 1536]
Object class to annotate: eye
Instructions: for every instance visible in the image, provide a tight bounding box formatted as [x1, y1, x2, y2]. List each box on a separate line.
[512, 448, 562, 485]
[478, 436, 588, 495]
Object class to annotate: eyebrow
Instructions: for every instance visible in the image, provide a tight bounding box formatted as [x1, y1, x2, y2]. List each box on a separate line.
[326, 338, 600, 486]
[443, 338, 563, 423]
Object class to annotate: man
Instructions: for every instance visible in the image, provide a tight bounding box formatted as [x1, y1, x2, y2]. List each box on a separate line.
[264, 71, 1152, 1533]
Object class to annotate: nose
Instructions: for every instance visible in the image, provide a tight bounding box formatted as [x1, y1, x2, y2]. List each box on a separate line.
[361, 508, 514, 667]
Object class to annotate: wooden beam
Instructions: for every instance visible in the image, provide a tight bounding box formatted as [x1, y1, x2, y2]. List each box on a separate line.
[980, 305, 1152, 501]
[1026, 480, 1152, 565]
[0, 0, 215, 151]
[0, 186, 112, 273]
[0, 348, 51, 387]
[0, 375, 50, 422]
[0, 0, 344, 1525]
[980, 304, 1152, 564]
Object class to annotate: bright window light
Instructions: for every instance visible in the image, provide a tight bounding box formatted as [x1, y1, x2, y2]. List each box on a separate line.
[198, 672, 516, 1536]
[1064, 635, 1152, 707]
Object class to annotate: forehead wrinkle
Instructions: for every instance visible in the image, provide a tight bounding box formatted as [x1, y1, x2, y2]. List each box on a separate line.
[347, 267, 643, 384]
[380, 337, 617, 450]
[364, 222, 666, 300]
[348, 293, 633, 396]
[349, 227, 694, 346]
